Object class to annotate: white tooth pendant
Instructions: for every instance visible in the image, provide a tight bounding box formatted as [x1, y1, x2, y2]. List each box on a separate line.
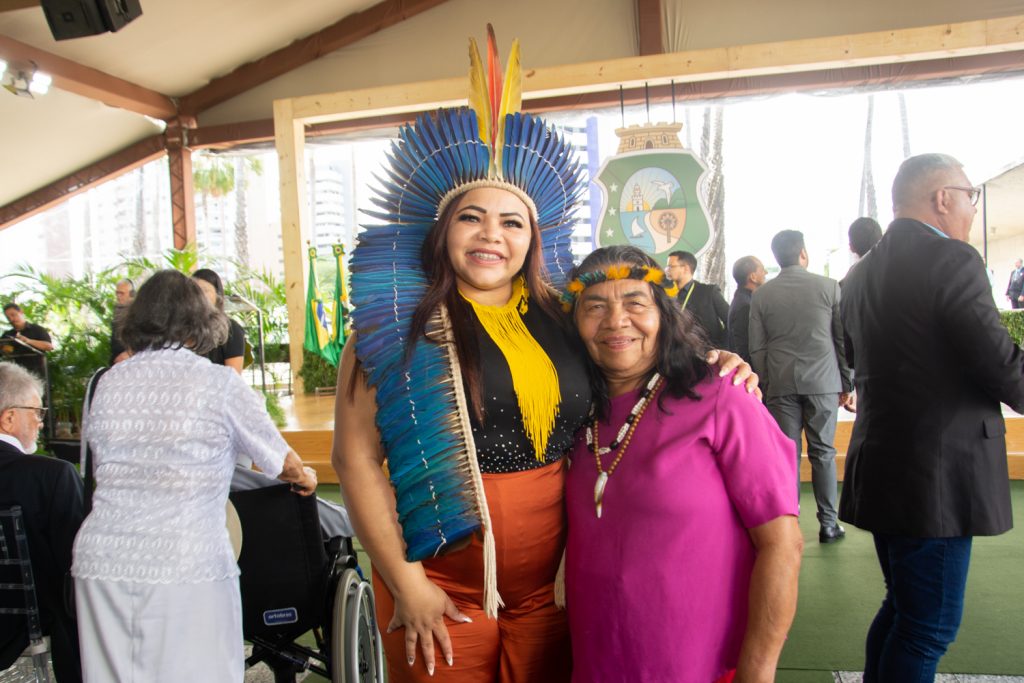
[594, 471, 609, 519]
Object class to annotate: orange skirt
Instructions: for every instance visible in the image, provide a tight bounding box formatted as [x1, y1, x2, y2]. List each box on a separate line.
[373, 459, 570, 683]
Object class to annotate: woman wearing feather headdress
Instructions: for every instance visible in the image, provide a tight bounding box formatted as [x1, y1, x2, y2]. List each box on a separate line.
[332, 28, 756, 682]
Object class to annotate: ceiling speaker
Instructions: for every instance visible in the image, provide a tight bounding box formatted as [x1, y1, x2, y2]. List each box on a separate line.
[42, 0, 142, 41]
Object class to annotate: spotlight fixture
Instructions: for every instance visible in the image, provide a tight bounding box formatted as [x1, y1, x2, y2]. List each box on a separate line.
[1, 61, 52, 98]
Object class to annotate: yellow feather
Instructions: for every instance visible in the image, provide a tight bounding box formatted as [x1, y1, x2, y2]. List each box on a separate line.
[494, 39, 522, 175]
[468, 37, 491, 146]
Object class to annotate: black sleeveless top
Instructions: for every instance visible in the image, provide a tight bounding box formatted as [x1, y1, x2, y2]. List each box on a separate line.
[466, 303, 591, 473]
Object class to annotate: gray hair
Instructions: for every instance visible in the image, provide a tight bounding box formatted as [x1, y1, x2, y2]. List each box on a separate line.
[892, 153, 963, 210]
[0, 362, 43, 413]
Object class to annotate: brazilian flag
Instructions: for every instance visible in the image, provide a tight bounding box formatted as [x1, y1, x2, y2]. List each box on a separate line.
[303, 246, 342, 366]
[332, 244, 349, 349]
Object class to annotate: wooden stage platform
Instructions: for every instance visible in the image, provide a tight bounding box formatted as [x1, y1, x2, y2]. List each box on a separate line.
[280, 393, 1024, 485]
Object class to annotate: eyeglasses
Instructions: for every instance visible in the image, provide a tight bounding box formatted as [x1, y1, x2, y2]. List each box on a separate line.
[944, 185, 982, 206]
[7, 406, 46, 421]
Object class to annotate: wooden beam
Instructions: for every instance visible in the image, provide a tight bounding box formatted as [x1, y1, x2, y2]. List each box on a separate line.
[0, 135, 165, 231]
[0, 1, 38, 12]
[275, 98, 312, 392]
[187, 111, 416, 149]
[182, 49, 1024, 149]
[177, 0, 450, 117]
[166, 121, 195, 249]
[282, 14, 1024, 123]
[526, 50, 1024, 113]
[6, 33, 1024, 233]
[0, 36, 177, 119]
[636, 0, 664, 56]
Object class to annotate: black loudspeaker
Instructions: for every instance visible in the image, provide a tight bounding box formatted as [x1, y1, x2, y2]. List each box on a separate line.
[41, 0, 143, 41]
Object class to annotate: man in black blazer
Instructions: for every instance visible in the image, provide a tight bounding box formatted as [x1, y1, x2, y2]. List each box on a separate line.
[840, 153, 1024, 681]
[0, 362, 84, 682]
[666, 250, 729, 347]
[726, 255, 766, 362]
[1006, 258, 1024, 309]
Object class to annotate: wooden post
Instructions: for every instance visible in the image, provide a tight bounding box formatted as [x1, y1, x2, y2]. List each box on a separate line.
[275, 99, 311, 393]
[166, 122, 196, 250]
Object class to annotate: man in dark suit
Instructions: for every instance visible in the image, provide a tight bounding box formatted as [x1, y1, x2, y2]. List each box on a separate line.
[750, 231, 853, 543]
[840, 153, 1024, 680]
[1006, 258, 1024, 309]
[1, 304, 53, 380]
[726, 255, 766, 362]
[666, 250, 729, 347]
[0, 362, 84, 682]
[848, 217, 883, 261]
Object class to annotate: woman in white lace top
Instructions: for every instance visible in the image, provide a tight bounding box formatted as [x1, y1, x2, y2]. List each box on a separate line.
[72, 269, 318, 682]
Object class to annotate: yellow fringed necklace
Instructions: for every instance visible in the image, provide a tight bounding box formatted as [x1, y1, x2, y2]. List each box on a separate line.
[463, 277, 561, 461]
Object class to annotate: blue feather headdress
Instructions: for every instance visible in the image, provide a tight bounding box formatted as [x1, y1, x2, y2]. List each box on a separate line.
[349, 26, 584, 617]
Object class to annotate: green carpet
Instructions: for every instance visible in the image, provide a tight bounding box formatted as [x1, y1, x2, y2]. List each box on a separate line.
[310, 483, 1024, 679]
[779, 480, 1024, 677]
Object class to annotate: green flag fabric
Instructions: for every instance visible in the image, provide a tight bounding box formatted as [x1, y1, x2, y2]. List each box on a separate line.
[303, 246, 341, 366]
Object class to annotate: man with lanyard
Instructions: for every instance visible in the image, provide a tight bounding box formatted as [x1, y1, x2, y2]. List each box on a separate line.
[666, 250, 729, 348]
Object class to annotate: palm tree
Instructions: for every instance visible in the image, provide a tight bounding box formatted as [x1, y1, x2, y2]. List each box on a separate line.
[133, 163, 147, 256]
[859, 95, 877, 219]
[232, 156, 263, 267]
[898, 92, 911, 158]
[699, 105, 727, 291]
[192, 154, 235, 256]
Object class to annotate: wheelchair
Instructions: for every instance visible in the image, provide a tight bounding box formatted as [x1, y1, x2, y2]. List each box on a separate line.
[229, 484, 384, 683]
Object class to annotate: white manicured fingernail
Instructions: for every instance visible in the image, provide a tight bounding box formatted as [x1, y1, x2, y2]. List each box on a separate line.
[461, 615, 473, 623]
[446, 654, 453, 666]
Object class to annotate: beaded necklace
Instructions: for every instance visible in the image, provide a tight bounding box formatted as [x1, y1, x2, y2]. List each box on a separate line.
[587, 372, 663, 518]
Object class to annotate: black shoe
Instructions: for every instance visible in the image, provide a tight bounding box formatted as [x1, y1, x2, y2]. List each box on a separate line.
[819, 524, 846, 543]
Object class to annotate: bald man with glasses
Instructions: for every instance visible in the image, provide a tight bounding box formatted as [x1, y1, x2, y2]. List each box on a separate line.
[0, 362, 84, 682]
[840, 154, 1020, 681]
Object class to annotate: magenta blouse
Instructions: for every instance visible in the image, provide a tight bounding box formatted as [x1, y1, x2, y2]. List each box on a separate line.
[566, 373, 798, 682]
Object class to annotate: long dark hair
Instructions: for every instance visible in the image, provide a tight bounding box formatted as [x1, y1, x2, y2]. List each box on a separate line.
[407, 188, 564, 422]
[191, 268, 225, 311]
[120, 270, 229, 355]
[569, 245, 711, 420]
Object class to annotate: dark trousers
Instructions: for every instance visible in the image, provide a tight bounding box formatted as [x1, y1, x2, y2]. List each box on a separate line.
[765, 393, 839, 527]
[864, 534, 972, 683]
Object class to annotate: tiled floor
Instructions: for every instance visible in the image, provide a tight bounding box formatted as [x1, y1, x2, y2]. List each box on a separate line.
[0, 652, 314, 682]
[244, 662, 311, 682]
[836, 674, 1024, 682]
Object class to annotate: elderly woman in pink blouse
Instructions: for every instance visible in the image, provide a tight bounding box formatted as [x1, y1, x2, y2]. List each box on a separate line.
[563, 246, 804, 683]
[73, 270, 317, 682]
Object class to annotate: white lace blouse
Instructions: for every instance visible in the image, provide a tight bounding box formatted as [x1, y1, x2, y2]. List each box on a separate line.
[72, 347, 289, 584]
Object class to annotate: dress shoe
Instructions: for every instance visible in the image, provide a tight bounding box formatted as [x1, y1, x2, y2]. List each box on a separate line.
[819, 524, 846, 544]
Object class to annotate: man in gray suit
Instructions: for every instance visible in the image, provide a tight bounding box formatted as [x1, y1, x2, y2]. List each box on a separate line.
[750, 230, 853, 543]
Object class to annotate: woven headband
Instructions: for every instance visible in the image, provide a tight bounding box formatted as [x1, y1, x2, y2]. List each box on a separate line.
[561, 264, 680, 311]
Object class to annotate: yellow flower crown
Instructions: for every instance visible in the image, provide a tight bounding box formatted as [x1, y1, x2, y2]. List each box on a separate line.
[561, 264, 680, 311]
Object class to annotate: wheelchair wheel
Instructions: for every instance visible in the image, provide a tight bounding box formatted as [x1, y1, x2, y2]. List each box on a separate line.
[331, 568, 384, 683]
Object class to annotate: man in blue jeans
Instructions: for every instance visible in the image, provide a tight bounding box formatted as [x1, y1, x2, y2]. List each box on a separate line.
[840, 153, 1024, 681]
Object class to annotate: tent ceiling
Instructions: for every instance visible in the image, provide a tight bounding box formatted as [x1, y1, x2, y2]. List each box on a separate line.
[2, 0, 1024, 223]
